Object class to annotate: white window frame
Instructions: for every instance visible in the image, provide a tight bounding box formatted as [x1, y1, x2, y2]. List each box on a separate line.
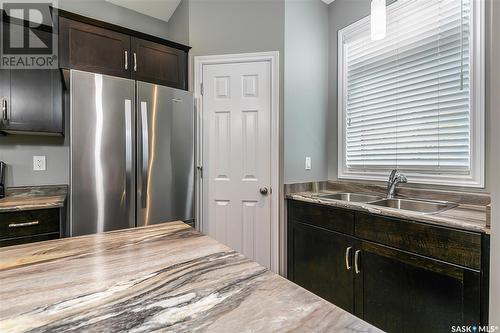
[337, 0, 485, 188]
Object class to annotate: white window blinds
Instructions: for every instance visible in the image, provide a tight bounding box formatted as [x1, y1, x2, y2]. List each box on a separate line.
[342, 0, 471, 173]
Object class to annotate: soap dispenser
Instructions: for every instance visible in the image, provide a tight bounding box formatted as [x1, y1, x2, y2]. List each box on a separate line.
[0, 161, 6, 199]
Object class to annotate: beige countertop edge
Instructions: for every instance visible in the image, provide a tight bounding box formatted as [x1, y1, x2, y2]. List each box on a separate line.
[0, 196, 66, 213]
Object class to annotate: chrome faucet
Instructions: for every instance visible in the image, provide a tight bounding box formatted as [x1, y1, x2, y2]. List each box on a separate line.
[386, 169, 407, 199]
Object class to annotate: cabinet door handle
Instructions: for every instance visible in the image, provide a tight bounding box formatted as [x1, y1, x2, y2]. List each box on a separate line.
[2, 99, 7, 121]
[124, 99, 132, 213]
[9, 221, 39, 228]
[124, 51, 128, 70]
[133, 52, 137, 72]
[140, 101, 149, 208]
[345, 246, 352, 270]
[354, 250, 361, 274]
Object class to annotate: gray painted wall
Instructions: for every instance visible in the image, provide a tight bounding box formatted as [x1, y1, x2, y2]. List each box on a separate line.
[284, 0, 329, 183]
[188, 0, 285, 68]
[0, 136, 68, 187]
[488, 0, 499, 323]
[167, 0, 189, 45]
[327, 0, 370, 182]
[58, 0, 170, 39]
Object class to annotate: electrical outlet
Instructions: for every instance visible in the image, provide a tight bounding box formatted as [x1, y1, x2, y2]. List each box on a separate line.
[33, 156, 46, 171]
[305, 157, 312, 170]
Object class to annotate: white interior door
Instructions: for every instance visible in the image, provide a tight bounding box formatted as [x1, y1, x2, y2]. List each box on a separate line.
[202, 61, 272, 269]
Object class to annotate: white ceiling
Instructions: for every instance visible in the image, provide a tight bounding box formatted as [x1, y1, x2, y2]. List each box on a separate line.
[105, 0, 181, 22]
[321, 0, 335, 4]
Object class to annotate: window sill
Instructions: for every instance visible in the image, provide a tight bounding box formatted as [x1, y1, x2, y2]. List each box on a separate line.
[338, 170, 485, 189]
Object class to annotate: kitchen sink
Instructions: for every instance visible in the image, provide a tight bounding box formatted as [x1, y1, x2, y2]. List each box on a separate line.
[369, 198, 458, 215]
[316, 193, 382, 203]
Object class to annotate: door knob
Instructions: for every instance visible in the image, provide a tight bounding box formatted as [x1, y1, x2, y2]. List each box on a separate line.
[259, 187, 269, 195]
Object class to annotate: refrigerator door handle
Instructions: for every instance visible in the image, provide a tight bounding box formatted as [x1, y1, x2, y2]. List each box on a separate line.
[140, 101, 149, 208]
[124, 100, 132, 213]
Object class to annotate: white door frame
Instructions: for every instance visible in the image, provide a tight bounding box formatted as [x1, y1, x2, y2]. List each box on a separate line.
[194, 51, 280, 272]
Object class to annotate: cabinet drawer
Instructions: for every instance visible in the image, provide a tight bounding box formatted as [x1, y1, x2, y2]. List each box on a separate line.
[355, 212, 481, 269]
[288, 200, 354, 235]
[0, 233, 60, 247]
[0, 209, 60, 240]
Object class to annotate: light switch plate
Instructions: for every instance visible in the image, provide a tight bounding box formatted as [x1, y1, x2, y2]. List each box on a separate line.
[33, 156, 46, 171]
[305, 157, 312, 170]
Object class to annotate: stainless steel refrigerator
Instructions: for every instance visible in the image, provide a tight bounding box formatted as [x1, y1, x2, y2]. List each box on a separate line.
[70, 70, 194, 236]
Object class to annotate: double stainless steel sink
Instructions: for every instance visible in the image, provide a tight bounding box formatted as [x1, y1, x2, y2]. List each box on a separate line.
[317, 193, 382, 203]
[314, 192, 457, 215]
[368, 198, 458, 214]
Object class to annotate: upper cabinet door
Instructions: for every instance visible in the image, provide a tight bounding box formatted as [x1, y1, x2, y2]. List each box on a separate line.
[1, 69, 63, 134]
[131, 37, 187, 89]
[59, 17, 131, 78]
[0, 20, 63, 135]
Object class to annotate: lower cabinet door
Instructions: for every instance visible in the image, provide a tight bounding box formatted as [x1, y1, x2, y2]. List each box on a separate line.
[356, 241, 481, 333]
[289, 220, 356, 313]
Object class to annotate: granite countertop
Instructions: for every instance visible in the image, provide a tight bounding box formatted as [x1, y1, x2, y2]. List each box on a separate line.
[0, 185, 67, 213]
[0, 222, 380, 333]
[288, 191, 489, 234]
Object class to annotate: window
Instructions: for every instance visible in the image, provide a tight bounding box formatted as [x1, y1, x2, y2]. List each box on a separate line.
[338, 0, 484, 187]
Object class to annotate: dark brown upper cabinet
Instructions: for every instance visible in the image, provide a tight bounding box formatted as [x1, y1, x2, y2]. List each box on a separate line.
[58, 12, 190, 90]
[131, 37, 187, 89]
[0, 69, 63, 134]
[0, 20, 63, 135]
[59, 17, 130, 79]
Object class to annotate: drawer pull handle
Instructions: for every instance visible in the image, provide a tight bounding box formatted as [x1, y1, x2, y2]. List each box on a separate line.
[345, 246, 352, 270]
[354, 250, 361, 274]
[8, 221, 40, 228]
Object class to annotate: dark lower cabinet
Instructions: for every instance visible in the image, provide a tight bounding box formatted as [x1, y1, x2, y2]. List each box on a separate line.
[289, 221, 356, 312]
[0, 208, 61, 247]
[358, 242, 480, 333]
[287, 199, 487, 333]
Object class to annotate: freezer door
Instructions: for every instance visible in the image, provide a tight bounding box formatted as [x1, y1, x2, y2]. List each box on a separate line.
[137, 82, 194, 226]
[70, 70, 136, 236]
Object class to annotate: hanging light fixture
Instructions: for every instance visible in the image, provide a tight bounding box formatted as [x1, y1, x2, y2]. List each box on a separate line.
[371, 0, 386, 41]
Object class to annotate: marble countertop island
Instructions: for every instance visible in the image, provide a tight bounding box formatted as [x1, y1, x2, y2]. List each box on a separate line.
[0, 222, 380, 333]
[0, 185, 67, 213]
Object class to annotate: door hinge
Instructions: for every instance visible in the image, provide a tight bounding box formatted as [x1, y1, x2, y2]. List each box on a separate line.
[200, 83, 204, 96]
[197, 165, 203, 178]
